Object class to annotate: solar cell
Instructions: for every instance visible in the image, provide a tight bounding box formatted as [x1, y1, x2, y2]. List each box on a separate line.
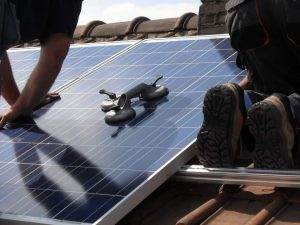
[0, 35, 245, 225]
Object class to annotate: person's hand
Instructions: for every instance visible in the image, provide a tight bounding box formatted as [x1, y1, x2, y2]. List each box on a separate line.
[34, 92, 61, 110]
[0, 108, 22, 128]
[42, 92, 61, 106]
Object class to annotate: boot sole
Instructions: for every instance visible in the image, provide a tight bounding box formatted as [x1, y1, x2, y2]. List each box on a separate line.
[197, 84, 244, 167]
[247, 101, 294, 169]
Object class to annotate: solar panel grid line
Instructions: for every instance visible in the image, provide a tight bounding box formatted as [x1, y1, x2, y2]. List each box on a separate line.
[173, 50, 238, 95]
[56, 40, 143, 93]
[109, 47, 231, 79]
[99, 40, 212, 82]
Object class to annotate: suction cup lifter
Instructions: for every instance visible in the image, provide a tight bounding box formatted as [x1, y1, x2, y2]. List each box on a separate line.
[100, 76, 169, 125]
[104, 94, 136, 125]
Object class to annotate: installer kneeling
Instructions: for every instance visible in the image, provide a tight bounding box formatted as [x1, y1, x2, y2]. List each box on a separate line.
[196, 0, 300, 170]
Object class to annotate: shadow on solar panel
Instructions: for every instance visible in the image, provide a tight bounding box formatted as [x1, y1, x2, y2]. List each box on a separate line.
[1, 119, 122, 223]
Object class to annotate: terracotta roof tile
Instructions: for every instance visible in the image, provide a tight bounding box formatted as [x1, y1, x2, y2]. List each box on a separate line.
[81, 20, 106, 38]
[89, 21, 131, 38]
[185, 14, 198, 31]
[136, 18, 178, 34]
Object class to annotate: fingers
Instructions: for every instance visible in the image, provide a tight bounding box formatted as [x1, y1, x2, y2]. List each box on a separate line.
[0, 115, 8, 129]
[35, 92, 61, 111]
[46, 92, 60, 99]
[45, 92, 61, 103]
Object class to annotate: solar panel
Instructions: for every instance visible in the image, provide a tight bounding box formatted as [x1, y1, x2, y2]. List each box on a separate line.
[6, 42, 132, 93]
[0, 35, 246, 225]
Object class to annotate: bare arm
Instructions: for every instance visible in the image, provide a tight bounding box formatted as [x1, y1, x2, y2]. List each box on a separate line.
[0, 34, 70, 127]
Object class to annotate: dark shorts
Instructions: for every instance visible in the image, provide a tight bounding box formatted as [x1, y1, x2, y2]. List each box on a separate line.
[11, 0, 83, 43]
[225, 0, 300, 95]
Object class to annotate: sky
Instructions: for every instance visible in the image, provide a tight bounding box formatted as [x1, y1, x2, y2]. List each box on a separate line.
[78, 0, 200, 25]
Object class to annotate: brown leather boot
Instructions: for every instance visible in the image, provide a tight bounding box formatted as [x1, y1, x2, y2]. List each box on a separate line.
[247, 95, 295, 169]
[196, 83, 246, 167]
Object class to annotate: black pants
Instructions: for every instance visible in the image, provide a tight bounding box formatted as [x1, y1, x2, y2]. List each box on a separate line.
[225, 0, 300, 125]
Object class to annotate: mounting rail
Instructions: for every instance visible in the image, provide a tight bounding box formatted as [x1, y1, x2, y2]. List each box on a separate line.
[175, 165, 300, 188]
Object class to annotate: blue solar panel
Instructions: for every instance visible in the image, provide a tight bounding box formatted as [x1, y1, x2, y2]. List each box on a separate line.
[6, 42, 131, 93]
[0, 35, 245, 224]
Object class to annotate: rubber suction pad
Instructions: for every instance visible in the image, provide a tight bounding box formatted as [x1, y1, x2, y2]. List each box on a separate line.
[141, 85, 169, 101]
[105, 107, 136, 125]
[101, 98, 119, 112]
[104, 95, 136, 125]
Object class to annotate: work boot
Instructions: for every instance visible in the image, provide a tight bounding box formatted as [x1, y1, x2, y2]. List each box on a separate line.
[247, 95, 295, 169]
[196, 83, 246, 167]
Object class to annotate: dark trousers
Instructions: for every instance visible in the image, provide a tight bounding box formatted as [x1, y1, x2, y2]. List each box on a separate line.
[225, 0, 300, 130]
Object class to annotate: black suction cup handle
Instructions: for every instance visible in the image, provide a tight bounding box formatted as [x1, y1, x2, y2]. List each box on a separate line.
[152, 76, 164, 86]
[99, 89, 117, 100]
[125, 83, 148, 99]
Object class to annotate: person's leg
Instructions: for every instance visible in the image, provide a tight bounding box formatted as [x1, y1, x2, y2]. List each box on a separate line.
[247, 94, 296, 169]
[196, 83, 246, 167]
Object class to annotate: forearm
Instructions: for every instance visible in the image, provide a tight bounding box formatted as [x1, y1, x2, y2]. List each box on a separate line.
[11, 35, 70, 115]
[0, 52, 20, 105]
[11, 58, 61, 114]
